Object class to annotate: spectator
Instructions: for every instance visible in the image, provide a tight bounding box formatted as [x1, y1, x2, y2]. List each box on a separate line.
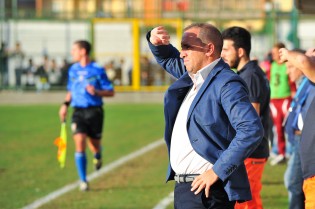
[113, 58, 123, 85]
[24, 58, 36, 87]
[0, 42, 9, 88]
[260, 51, 273, 80]
[48, 58, 61, 86]
[10, 42, 25, 89]
[140, 56, 151, 86]
[60, 58, 72, 86]
[279, 47, 315, 209]
[283, 48, 312, 209]
[35, 55, 50, 91]
[269, 42, 296, 166]
[104, 60, 116, 82]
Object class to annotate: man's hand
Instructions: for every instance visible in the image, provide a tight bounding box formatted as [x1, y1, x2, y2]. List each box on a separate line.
[150, 26, 170, 46]
[59, 105, 67, 122]
[306, 47, 315, 57]
[191, 169, 219, 198]
[279, 48, 289, 63]
[86, 84, 97, 96]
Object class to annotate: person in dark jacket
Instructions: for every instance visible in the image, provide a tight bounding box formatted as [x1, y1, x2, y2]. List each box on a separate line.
[221, 26, 270, 209]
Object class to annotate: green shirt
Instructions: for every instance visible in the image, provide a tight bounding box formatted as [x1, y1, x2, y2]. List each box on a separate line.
[270, 62, 291, 99]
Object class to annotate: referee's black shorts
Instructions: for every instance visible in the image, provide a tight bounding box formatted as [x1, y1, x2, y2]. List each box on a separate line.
[71, 106, 104, 139]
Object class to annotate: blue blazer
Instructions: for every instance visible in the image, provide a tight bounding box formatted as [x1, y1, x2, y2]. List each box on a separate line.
[147, 35, 263, 201]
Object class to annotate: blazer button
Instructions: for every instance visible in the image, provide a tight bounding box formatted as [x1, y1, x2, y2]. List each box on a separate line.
[192, 139, 198, 142]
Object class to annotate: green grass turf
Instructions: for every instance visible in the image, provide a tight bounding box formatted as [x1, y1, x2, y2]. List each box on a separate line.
[40, 144, 174, 209]
[0, 104, 164, 209]
[42, 149, 288, 209]
[0, 104, 289, 209]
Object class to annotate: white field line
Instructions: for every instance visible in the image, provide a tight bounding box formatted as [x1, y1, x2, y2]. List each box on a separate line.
[22, 139, 164, 209]
[152, 192, 174, 209]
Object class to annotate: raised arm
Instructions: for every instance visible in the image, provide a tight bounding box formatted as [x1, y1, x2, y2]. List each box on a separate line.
[149, 26, 171, 46]
[279, 47, 315, 83]
[147, 26, 186, 79]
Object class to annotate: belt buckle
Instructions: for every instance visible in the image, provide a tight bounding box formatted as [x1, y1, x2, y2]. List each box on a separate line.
[174, 174, 180, 183]
[174, 174, 182, 183]
[175, 174, 197, 183]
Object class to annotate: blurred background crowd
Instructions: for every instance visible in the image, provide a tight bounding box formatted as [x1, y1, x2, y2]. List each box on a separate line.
[0, 0, 314, 91]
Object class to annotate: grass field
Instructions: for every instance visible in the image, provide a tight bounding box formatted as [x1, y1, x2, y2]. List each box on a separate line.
[0, 103, 288, 209]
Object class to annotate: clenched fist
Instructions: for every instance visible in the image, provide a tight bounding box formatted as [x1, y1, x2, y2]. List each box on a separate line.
[150, 26, 171, 46]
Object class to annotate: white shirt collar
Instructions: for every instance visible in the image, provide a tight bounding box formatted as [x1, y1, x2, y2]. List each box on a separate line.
[188, 58, 221, 89]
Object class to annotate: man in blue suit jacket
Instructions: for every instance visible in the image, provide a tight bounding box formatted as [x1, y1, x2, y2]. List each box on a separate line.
[147, 23, 263, 209]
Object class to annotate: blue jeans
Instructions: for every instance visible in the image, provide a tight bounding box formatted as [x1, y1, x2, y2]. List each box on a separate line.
[284, 135, 305, 209]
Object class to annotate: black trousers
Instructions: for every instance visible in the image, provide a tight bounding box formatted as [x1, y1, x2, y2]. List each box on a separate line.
[174, 180, 235, 209]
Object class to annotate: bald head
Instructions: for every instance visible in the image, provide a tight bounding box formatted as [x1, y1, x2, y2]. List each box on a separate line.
[184, 23, 223, 57]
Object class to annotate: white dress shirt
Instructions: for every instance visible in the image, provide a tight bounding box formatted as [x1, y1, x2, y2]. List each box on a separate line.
[170, 58, 220, 174]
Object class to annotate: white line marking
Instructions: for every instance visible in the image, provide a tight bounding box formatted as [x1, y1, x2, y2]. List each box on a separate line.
[22, 139, 164, 209]
[152, 192, 174, 209]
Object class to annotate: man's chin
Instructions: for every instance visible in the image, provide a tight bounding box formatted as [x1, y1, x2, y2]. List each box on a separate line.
[223, 61, 231, 67]
[186, 68, 193, 73]
[229, 63, 237, 69]
[184, 65, 192, 73]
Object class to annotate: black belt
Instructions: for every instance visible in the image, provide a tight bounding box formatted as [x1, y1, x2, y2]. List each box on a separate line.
[174, 174, 199, 183]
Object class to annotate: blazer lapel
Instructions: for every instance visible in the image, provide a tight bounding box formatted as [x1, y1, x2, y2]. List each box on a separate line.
[164, 72, 193, 144]
[167, 72, 193, 100]
[187, 59, 228, 120]
[169, 72, 193, 90]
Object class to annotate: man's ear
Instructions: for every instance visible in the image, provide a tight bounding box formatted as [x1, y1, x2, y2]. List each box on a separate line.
[238, 48, 246, 58]
[81, 48, 87, 56]
[206, 43, 215, 56]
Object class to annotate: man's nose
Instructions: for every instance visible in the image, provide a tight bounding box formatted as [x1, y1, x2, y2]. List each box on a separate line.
[180, 50, 186, 58]
[221, 51, 225, 58]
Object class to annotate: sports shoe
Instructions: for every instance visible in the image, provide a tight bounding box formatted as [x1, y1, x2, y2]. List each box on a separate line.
[79, 181, 89, 191]
[93, 158, 102, 171]
[270, 154, 286, 166]
[269, 152, 277, 159]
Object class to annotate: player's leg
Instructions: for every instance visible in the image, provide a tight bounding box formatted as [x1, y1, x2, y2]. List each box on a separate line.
[87, 106, 104, 170]
[74, 133, 88, 180]
[88, 138, 102, 170]
[72, 108, 89, 191]
[270, 99, 286, 165]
